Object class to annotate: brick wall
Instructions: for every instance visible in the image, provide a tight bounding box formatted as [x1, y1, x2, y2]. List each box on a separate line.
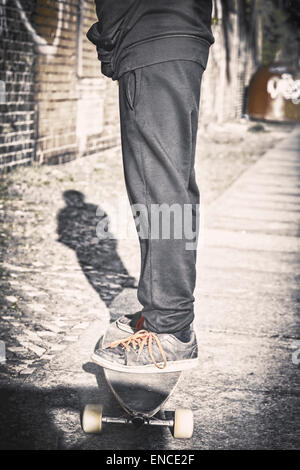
[0, 0, 120, 174]
[78, 0, 120, 158]
[34, 0, 78, 164]
[34, 0, 120, 165]
[0, 0, 36, 172]
[200, 0, 259, 124]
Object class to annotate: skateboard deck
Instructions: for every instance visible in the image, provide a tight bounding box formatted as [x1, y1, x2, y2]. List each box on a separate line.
[102, 322, 181, 418]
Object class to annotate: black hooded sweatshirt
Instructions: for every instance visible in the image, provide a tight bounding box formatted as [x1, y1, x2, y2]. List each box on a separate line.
[87, 0, 214, 80]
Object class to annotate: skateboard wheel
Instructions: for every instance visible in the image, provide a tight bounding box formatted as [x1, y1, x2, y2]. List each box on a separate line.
[82, 404, 103, 433]
[173, 409, 193, 439]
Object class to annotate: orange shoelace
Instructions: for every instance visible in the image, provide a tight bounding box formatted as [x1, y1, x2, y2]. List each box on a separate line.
[109, 329, 167, 369]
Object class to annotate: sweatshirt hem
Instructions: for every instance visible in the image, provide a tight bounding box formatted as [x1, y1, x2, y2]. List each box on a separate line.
[112, 36, 211, 80]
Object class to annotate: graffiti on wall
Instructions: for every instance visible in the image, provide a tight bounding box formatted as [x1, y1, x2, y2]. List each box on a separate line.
[0, 0, 65, 55]
[267, 73, 300, 105]
[247, 65, 300, 122]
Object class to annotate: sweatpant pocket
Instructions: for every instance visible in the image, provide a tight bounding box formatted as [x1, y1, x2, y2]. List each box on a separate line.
[124, 68, 142, 110]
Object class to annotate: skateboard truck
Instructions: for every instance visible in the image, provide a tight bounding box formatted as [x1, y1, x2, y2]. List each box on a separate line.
[83, 404, 193, 438]
[101, 414, 174, 428]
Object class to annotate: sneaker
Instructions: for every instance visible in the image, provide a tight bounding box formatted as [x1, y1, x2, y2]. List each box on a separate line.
[91, 329, 198, 374]
[116, 312, 144, 334]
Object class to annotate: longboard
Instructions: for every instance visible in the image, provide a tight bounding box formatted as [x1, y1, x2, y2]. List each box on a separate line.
[82, 322, 194, 438]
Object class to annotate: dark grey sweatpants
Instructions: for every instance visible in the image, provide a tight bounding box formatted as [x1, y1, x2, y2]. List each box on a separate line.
[119, 60, 204, 334]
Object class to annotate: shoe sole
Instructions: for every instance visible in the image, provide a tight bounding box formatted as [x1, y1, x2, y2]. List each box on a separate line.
[115, 319, 134, 334]
[91, 352, 198, 374]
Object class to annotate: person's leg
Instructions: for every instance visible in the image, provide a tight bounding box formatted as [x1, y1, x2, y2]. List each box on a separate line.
[91, 60, 204, 373]
[119, 60, 203, 335]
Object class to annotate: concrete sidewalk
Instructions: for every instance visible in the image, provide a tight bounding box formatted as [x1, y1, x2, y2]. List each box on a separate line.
[1, 128, 299, 449]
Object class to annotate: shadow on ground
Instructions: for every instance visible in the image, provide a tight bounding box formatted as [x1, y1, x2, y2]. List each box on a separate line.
[57, 190, 137, 309]
[0, 362, 168, 450]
